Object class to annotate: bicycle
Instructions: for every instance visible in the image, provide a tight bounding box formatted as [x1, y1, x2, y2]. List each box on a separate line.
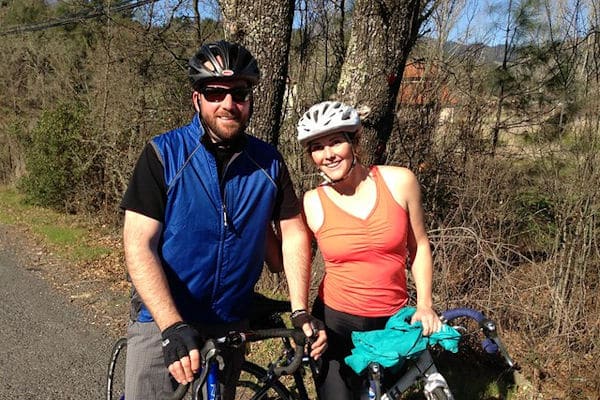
[236, 303, 516, 400]
[234, 303, 515, 400]
[107, 300, 516, 400]
[106, 293, 317, 400]
[362, 307, 517, 400]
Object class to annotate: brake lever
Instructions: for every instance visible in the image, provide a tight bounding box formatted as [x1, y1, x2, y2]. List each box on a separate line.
[480, 319, 517, 369]
[306, 340, 322, 377]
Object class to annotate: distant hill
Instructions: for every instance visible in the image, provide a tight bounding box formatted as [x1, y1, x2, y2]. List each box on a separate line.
[416, 37, 507, 64]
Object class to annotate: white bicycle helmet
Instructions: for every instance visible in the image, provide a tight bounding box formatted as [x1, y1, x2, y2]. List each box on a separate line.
[297, 101, 361, 146]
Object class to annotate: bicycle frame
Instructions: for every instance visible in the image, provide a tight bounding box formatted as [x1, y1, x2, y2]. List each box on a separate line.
[206, 363, 220, 399]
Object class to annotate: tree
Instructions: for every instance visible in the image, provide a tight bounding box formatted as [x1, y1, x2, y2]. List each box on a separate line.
[219, 0, 295, 145]
[489, 0, 542, 154]
[337, 0, 432, 166]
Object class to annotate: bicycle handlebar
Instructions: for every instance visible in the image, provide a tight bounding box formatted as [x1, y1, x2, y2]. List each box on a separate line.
[442, 307, 485, 322]
[441, 307, 516, 368]
[167, 327, 306, 400]
[245, 328, 307, 375]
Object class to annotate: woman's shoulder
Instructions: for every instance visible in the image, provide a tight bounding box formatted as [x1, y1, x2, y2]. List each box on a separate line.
[374, 165, 417, 184]
[374, 165, 421, 208]
[303, 187, 319, 201]
[303, 187, 323, 212]
[302, 188, 324, 233]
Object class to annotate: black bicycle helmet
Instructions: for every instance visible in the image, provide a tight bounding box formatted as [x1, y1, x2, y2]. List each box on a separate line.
[189, 40, 260, 90]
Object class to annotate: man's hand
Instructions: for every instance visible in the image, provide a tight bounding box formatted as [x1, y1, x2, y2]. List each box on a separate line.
[290, 310, 328, 360]
[161, 322, 202, 384]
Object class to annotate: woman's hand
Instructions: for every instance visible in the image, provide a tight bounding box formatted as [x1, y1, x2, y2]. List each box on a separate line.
[411, 306, 442, 336]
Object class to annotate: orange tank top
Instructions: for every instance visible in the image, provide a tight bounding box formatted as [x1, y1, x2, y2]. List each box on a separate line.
[315, 166, 409, 317]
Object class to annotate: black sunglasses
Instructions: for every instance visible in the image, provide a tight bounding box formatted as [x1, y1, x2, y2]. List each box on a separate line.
[199, 87, 252, 103]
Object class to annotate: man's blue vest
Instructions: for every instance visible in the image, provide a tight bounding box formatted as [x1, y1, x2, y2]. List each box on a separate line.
[137, 114, 282, 323]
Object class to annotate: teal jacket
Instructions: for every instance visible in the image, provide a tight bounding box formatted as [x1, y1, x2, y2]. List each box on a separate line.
[344, 307, 461, 374]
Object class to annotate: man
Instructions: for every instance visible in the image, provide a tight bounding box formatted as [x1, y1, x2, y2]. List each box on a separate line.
[121, 40, 326, 400]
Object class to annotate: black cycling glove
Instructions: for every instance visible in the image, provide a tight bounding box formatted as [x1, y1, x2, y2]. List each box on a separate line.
[290, 309, 325, 337]
[160, 322, 202, 367]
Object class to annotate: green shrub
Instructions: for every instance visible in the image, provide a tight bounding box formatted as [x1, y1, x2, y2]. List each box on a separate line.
[514, 188, 557, 252]
[19, 102, 88, 211]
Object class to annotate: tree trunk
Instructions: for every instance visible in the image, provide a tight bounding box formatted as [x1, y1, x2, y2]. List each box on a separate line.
[337, 0, 426, 166]
[219, 0, 295, 145]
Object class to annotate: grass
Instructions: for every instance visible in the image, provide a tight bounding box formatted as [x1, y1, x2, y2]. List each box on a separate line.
[0, 185, 113, 263]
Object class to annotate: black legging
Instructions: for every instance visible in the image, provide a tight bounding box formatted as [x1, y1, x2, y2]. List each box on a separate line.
[312, 298, 392, 400]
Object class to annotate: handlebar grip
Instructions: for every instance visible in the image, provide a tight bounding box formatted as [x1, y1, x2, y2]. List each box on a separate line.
[482, 337, 499, 353]
[250, 328, 306, 376]
[244, 328, 306, 343]
[273, 334, 305, 376]
[166, 340, 216, 400]
[441, 307, 485, 323]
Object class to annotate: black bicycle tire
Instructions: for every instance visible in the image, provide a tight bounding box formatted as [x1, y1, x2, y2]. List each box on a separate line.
[106, 337, 128, 400]
[236, 361, 293, 400]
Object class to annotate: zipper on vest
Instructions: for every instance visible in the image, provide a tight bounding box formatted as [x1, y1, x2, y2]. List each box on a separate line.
[220, 174, 229, 228]
[220, 152, 241, 229]
[222, 203, 228, 227]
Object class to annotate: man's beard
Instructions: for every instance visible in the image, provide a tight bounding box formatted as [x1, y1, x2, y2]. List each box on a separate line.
[201, 110, 248, 143]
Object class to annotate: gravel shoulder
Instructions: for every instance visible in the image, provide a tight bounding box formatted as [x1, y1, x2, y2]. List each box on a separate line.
[0, 222, 130, 337]
[0, 223, 131, 398]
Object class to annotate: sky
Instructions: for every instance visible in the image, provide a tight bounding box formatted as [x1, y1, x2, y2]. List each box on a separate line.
[445, 0, 595, 46]
[445, 0, 513, 46]
[43, 0, 508, 46]
[42, 0, 592, 48]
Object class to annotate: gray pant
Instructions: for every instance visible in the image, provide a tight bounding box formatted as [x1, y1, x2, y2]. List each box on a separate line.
[125, 320, 247, 400]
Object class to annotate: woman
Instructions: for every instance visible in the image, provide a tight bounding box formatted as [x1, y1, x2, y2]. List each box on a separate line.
[297, 101, 442, 399]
